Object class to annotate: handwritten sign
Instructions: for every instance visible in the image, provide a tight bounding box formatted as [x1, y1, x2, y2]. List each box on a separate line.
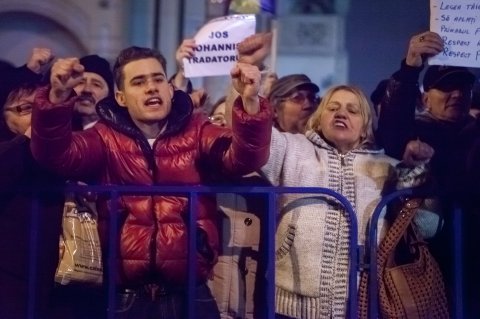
[183, 14, 256, 78]
[429, 0, 480, 68]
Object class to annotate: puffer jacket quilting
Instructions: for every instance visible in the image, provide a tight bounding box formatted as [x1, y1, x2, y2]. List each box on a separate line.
[31, 87, 272, 286]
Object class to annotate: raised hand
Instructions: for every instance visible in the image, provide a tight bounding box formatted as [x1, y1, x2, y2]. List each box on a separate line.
[231, 62, 261, 114]
[405, 31, 444, 67]
[175, 39, 196, 71]
[402, 139, 435, 167]
[49, 58, 84, 104]
[26, 47, 55, 74]
[237, 32, 272, 67]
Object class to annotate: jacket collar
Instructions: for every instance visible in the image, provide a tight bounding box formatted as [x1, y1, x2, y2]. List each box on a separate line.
[305, 130, 383, 155]
[95, 90, 193, 140]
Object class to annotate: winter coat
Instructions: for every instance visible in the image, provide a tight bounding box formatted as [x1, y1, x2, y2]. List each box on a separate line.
[260, 128, 439, 319]
[208, 174, 270, 319]
[376, 60, 480, 198]
[0, 135, 64, 319]
[31, 87, 272, 287]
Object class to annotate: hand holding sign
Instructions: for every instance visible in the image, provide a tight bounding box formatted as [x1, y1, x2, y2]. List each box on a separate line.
[231, 62, 261, 114]
[176, 39, 197, 71]
[183, 14, 256, 78]
[406, 31, 444, 67]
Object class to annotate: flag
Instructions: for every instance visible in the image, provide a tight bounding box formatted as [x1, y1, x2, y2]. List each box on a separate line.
[229, 0, 275, 15]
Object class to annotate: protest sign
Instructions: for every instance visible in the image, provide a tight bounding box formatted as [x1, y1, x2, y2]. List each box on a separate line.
[429, 0, 480, 68]
[183, 14, 256, 78]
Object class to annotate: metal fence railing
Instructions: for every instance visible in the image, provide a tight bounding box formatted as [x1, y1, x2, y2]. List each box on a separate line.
[24, 185, 462, 318]
[60, 185, 357, 319]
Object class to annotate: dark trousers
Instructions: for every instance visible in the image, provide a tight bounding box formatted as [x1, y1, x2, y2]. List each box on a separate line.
[113, 283, 220, 319]
[0, 269, 55, 319]
[48, 284, 107, 319]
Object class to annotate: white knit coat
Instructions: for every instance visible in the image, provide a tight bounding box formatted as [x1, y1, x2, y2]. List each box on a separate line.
[260, 128, 435, 319]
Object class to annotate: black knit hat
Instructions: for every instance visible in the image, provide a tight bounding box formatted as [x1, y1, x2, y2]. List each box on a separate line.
[79, 55, 114, 95]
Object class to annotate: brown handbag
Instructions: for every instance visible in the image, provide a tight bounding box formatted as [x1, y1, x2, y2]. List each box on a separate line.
[358, 198, 449, 318]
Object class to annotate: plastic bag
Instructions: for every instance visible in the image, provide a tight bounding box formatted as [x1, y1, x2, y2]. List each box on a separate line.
[55, 194, 103, 285]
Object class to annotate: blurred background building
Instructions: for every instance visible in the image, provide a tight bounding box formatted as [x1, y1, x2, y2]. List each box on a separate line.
[0, 0, 432, 101]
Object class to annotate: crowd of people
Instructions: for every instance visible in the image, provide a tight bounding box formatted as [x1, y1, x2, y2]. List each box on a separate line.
[0, 27, 479, 319]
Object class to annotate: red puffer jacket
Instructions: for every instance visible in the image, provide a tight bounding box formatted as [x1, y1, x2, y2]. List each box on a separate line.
[31, 87, 272, 287]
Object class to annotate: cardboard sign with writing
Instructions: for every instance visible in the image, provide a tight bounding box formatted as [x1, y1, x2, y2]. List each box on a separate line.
[429, 0, 480, 68]
[183, 14, 256, 78]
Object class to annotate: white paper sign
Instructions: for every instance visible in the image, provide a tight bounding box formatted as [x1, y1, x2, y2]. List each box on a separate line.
[183, 14, 256, 78]
[429, 0, 480, 68]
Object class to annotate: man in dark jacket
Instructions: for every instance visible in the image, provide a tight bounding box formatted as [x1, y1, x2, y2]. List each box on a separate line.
[0, 127, 64, 319]
[0, 49, 64, 319]
[48, 54, 114, 319]
[376, 31, 479, 317]
[31, 46, 272, 319]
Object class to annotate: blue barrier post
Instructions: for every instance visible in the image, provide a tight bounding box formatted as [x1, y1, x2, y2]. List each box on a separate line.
[187, 192, 198, 319]
[453, 204, 463, 319]
[267, 191, 277, 319]
[27, 195, 40, 319]
[107, 190, 119, 319]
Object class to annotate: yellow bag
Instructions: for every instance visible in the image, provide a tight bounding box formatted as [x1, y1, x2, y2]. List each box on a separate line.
[55, 193, 103, 285]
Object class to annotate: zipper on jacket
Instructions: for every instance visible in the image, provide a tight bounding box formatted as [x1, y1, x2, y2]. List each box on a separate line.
[338, 153, 346, 193]
[144, 143, 159, 276]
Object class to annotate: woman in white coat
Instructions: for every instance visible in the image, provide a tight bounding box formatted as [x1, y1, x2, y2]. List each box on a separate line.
[260, 84, 439, 319]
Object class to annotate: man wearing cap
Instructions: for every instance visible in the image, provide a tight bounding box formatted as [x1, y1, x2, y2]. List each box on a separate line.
[377, 31, 477, 192]
[268, 74, 320, 134]
[376, 31, 479, 317]
[72, 54, 114, 130]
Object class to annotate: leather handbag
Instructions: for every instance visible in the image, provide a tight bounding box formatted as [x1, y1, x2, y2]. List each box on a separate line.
[358, 198, 449, 318]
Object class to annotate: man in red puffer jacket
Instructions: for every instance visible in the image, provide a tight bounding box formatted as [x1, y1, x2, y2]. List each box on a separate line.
[31, 46, 272, 319]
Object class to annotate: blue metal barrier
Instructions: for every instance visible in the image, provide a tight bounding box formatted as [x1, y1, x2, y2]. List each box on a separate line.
[62, 184, 358, 319]
[24, 184, 461, 318]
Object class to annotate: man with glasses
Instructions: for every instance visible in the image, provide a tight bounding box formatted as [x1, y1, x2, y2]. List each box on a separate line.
[268, 74, 320, 134]
[376, 30, 479, 318]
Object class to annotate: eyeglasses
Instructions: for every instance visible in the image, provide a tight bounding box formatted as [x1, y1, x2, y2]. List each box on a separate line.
[281, 91, 320, 105]
[4, 103, 33, 116]
[208, 114, 227, 126]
